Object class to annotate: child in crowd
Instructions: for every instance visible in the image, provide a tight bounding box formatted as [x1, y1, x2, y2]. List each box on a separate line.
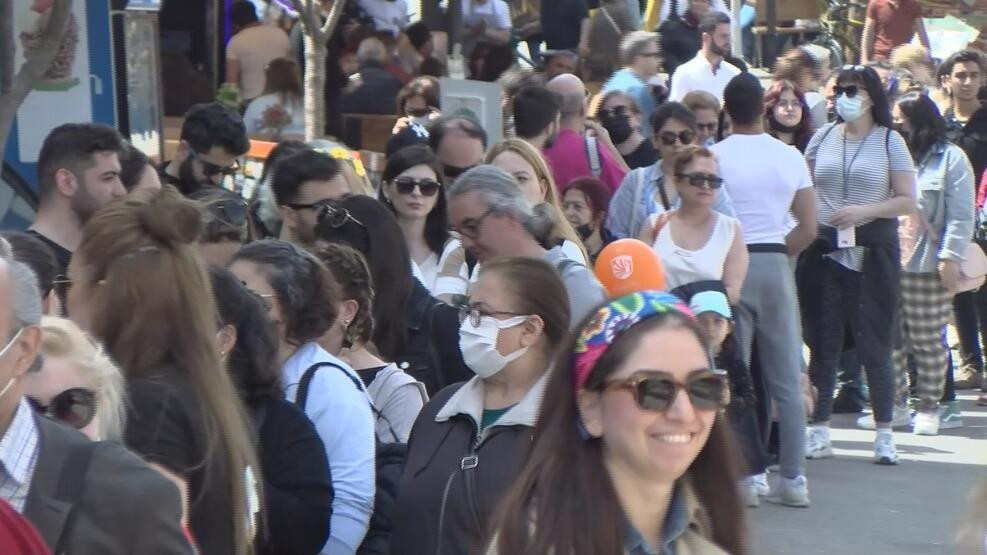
[690, 291, 773, 507]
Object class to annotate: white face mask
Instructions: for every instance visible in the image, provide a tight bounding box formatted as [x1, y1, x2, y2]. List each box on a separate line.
[836, 93, 868, 122]
[459, 315, 530, 379]
[0, 328, 24, 401]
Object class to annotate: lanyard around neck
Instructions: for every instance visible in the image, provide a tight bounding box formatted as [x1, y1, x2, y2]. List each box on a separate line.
[842, 126, 874, 200]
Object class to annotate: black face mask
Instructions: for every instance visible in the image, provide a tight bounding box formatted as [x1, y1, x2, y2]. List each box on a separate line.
[600, 111, 634, 144]
[768, 112, 802, 135]
[576, 222, 595, 240]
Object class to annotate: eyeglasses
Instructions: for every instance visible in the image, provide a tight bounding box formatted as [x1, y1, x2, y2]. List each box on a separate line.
[53, 275, 72, 297]
[677, 172, 724, 189]
[393, 176, 441, 197]
[833, 85, 860, 98]
[601, 371, 728, 412]
[189, 148, 240, 177]
[443, 163, 476, 180]
[658, 130, 695, 146]
[27, 388, 97, 430]
[452, 208, 494, 240]
[208, 199, 248, 227]
[316, 203, 365, 229]
[458, 304, 524, 328]
[696, 123, 718, 134]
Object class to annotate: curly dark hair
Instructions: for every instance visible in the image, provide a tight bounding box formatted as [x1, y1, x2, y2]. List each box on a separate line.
[209, 265, 282, 407]
[180, 102, 250, 158]
[231, 239, 340, 346]
[314, 242, 375, 349]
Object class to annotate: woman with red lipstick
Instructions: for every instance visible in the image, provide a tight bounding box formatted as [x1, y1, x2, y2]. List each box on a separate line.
[638, 145, 748, 304]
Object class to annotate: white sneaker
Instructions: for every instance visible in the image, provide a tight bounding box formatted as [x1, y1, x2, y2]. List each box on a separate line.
[752, 472, 770, 497]
[740, 477, 760, 508]
[912, 411, 939, 436]
[938, 401, 964, 429]
[856, 404, 911, 430]
[873, 432, 899, 465]
[774, 475, 810, 508]
[805, 426, 833, 459]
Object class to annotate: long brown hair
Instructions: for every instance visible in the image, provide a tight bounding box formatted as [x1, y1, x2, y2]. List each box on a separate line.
[492, 309, 749, 555]
[262, 57, 303, 103]
[75, 185, 260, 554]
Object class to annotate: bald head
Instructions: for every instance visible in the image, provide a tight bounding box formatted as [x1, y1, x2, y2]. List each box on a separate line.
[546, 73, 586, 118]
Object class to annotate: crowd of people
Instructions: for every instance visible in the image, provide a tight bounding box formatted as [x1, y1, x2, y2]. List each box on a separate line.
[3, 0, 987, 553]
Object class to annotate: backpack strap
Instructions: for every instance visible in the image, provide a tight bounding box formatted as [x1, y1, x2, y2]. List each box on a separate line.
[585, 135, 602, 178]
[295, 361, 365, 411]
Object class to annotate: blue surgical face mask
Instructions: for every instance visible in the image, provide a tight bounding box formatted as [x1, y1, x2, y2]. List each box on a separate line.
[836, 94, 868, 122]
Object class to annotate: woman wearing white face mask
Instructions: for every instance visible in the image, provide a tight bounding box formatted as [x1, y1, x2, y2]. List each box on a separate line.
[390, 256, 571, 555]
[797, 65, 917, 465]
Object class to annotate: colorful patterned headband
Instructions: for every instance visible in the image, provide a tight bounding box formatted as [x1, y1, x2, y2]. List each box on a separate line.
[573, 291, 696, 393]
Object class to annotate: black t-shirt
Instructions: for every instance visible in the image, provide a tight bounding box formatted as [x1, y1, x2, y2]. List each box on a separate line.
[622, 139, 658, 170]
[125, 373, 236, 555]
[541, 0, 589, 50]
[25, 230, 71, 278]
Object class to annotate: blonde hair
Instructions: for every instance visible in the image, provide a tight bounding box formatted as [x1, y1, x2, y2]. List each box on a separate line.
[39, 316, 126, 441]
[485, 139, 588, 261]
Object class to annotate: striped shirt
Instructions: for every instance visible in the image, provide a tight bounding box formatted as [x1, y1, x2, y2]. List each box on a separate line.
[805, 122, 915, 270]
[0, 399, 40, 513]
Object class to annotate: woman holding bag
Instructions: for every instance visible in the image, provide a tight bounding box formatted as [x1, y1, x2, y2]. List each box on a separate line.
[891, 92, 976, 436]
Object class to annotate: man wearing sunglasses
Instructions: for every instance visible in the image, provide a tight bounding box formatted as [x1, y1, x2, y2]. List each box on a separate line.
[160, 102, 250, 196]
[272, 148, 350, 245]
[0, 251, 191, 552]
[28, 123, 126, 281]
[428, 116, 488, 184]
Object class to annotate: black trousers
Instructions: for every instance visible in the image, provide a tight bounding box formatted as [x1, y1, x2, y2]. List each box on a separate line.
[952, 240, 987, 377]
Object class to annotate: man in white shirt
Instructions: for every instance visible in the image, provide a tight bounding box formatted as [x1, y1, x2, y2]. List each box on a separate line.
[359, 0, 409, 36]
[710, 73, 818, 509]
[225, 1, 291, 101]
[669, 11, 740, 102]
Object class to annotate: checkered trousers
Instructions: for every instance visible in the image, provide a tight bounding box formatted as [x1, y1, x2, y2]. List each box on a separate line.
[893, 272, 952, 410]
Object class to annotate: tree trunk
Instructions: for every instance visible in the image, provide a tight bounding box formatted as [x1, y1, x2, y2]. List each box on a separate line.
[302, 31, 326, 140]
[0, 0, 73, 163]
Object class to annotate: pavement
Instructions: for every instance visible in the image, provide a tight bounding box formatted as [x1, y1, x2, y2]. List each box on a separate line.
[750, 393, 987, 555]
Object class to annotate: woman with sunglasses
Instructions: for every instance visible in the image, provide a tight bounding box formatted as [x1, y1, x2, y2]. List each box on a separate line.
[606, 102, 736, 240]
[26, 316, 125, 442]
[797, 65, 917, 465]
[764, 79, 813, 153]
[390, 256, 571, 555]
[209, 266, 332, 554]
[638, 145, 748, 304]
[313, 195, 470, 395]
[490, 291, 748, 555]
[380, 145, 469, 304]
[65, 186, 261, 554]
[889, 92, 975, 435]
[486, 138, 588, 264]
[229, 239, 375, 553]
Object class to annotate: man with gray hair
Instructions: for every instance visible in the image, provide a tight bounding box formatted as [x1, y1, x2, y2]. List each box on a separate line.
[603, 31, 664, 136]
[339, 37, 403, 115]
[447, 165, 606, 325]
[0, 255, 191, 552]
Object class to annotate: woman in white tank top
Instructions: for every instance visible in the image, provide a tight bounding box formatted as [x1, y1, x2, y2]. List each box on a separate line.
[639, 146, 748, 302]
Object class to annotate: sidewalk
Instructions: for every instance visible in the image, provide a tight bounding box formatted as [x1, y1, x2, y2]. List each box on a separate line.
[750, 394, 987, 554]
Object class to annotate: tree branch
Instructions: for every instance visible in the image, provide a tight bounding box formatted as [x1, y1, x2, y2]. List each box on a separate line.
[0, 0, 14, 95]
[287, 0, 315, 38]
[319, 0, 345, 40]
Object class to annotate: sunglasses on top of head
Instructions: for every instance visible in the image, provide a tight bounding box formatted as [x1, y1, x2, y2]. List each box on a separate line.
[600, 370, 728, 412]
[316, 203, 365, 229]
[209, 199, 249, 227]
[392, 176, 441, 197]
[27, 388, 97, 430]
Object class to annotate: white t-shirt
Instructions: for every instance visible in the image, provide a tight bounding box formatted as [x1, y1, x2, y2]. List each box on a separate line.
[669, 53, 741, 103]
[711, 133, 813, 245]
[359, 0, 409, 36]
[460, 0, 511, 56]
[226, 25, 292, 100]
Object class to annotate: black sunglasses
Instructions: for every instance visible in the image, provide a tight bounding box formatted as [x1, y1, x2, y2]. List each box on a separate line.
[834, 84, 861, 98]
[658, 130, 695, 146]
[443, 163, 476, 180]
[406, 107, 430, 118]
[208, 199, 248, 227]
[393, 176, 441, 197]
[27, 388, 97, 430]
[601, 371, 728, 412]
[677, 172, 724, 189]
[189, 149, 240, 177]
[316, 203, 365, 229]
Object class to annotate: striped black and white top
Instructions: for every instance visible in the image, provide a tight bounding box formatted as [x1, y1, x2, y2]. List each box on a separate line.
[806, 122, 915, 271]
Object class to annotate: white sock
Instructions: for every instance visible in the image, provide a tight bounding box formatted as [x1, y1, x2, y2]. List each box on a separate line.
[812, 425, 831, 441]
[876, 428, 893, 438]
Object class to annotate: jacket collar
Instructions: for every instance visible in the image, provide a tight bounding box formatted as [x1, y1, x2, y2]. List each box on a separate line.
[434, 370, 550, 430]
[24, 414, 74, 550]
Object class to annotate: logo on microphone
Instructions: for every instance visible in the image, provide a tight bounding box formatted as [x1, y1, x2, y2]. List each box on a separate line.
[611, 255, 633, 280]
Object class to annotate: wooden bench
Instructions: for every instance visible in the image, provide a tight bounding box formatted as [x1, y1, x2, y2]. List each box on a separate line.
[342, 114, 400, 153]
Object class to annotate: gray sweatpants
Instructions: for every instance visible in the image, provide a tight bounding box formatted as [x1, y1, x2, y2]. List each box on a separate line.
[734, 252, 807, 479]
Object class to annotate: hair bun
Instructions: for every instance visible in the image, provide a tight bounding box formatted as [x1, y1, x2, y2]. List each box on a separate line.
[139, 187, 204, 245]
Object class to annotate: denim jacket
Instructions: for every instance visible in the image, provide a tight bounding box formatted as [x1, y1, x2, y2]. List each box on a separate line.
[903, 142, 975, 274]
[605, 163, 736, 240]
